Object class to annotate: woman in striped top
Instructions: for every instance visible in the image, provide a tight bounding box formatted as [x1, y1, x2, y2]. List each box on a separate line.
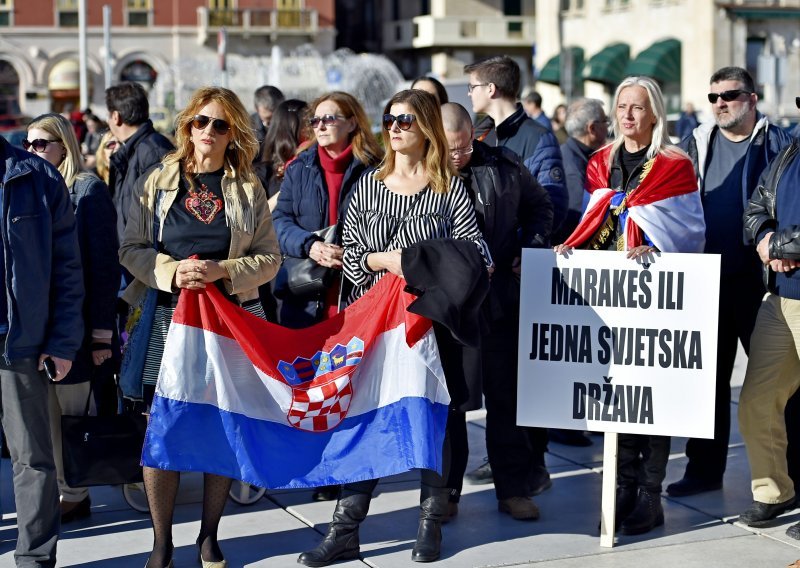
[298, 89, 491, 567]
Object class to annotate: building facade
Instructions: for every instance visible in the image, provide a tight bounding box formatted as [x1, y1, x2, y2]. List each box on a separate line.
[0, 0, 335, 117]
[534, 0, 800, 122]
[375, 0, 536, 82]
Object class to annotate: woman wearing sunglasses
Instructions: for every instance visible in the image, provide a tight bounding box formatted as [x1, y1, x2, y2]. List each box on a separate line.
[554, 76, 705, 535]
[119, 86, 281, 568]
[298, 89, 491, 567]
[25, 113, 120, 524]
[272, 92, 382, 329]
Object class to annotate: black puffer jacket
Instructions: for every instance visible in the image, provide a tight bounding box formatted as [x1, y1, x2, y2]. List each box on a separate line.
[743, 138, 800, 291]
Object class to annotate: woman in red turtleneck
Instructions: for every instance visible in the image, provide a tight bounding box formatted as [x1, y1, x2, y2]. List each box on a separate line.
[272, 92, 383, 329]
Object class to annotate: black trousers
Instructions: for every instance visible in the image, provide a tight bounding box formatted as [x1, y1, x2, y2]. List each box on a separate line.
[618, 433, 671, 493]
[446, 409, 468, 502]
[482, 311, 548, 500]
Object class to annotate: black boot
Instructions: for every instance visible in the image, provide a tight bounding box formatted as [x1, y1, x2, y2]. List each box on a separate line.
[297, 490, 372, 567]
[615, 485, 638, 532]
[411, 485, 448, 562]
[621, 489, 664, 535]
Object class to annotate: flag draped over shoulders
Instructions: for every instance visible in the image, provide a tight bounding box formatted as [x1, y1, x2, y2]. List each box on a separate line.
[142, 274, 450, 489]
[565, 146, 705, 253]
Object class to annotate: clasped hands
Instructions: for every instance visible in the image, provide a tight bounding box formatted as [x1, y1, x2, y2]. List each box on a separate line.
[173, 259, 228, 290]
[309, 241, 344, 269]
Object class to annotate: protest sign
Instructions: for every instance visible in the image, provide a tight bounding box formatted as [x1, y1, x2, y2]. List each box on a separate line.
[517, 249, 719, 439]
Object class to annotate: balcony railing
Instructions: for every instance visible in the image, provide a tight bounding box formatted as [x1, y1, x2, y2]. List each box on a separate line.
[383, 15, 535, 50]
[198, 7, 319, 42]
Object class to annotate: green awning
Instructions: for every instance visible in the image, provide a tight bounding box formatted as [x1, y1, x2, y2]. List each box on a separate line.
[583, 43, 630, 86]
[537, 47, 584, 88]
[626, 39, 681, 84]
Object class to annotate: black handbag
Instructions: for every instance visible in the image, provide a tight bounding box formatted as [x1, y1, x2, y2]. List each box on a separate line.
[61, 385, 147, 487]
[279, 224, 338, 297]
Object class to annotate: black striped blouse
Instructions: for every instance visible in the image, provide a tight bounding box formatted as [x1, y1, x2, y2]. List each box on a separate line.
[342, 171, 492, 301]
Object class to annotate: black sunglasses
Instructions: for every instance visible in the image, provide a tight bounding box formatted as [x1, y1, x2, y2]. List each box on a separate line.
[707, 89, 752, 104]
[191, 114, 231, 135]
[22, 138, 60, 152]
[796, 96, 799, 109]
[382, 113, 416, 131]
[308, 114, 345, 128]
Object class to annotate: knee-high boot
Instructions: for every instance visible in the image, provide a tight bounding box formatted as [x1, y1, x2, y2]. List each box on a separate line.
[297, 488, 372, 567]
[411, 484, 449, 562]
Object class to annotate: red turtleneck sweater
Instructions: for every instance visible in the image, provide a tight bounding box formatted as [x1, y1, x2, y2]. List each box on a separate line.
[318, 143, 353, 225]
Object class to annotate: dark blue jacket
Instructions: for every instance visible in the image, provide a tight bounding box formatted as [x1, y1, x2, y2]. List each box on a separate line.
[487, 104, 568, 231]
[0, 138, 84, 362]
[271, 145, 372, 327]
[63, 174, 120, 383]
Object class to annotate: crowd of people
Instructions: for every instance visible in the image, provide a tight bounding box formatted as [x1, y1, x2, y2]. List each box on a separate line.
[1, 53, 800, 568]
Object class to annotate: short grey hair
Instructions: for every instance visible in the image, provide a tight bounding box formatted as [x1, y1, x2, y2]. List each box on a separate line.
[564, 98, 605, 138]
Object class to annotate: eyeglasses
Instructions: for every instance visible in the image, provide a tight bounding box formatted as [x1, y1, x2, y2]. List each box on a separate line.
[191, 114, 231, 135]
[308, 114, 345, 128]
[449, 145, 474, 159]
[796, 96, 799, 109]
[468, 83, 490, 93]
[707, 89, 752, 104]
[22, 138, 60, 152]
[104, 140, 118, 150]
[382, 113, 416, 131]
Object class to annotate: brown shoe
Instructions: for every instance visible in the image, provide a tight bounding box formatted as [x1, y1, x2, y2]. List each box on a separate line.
[498, 496, 540, 520]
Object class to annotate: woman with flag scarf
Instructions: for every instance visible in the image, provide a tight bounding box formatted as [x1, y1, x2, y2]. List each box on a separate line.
[297, 89, 491, 566]
[555, 76, 705, 536]
[119, 86, 280, 568]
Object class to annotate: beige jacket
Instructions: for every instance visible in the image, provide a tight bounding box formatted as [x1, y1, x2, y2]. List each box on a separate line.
[119, 160, 281, 306]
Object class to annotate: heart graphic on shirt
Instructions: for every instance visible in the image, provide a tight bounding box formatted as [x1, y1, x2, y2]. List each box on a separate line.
[185, 184, 224, 224]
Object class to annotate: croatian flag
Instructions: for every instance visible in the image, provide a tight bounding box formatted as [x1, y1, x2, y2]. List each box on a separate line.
[142, 274, 450, 489]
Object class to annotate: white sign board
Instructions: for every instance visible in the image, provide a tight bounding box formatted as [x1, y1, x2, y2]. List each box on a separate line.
[517, 249, 719, 439]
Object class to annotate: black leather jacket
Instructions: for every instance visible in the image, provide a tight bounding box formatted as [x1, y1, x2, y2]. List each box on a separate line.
[743, 138, 800, 291]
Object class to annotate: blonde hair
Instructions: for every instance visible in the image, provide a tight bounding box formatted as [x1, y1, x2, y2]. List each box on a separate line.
[166, 86, 259, 185]
[375, 89, 455, 194]
[27, 113, 84, 188]
[606, 76, 686, 167]
[94, 130, 116, 184]
[309, 91, 383, 166]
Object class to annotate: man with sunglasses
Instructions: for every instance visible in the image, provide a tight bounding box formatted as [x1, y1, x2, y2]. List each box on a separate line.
[667, 66, 794, 498]
[105, 82, 173, 241]
[0, 134, 84, 567]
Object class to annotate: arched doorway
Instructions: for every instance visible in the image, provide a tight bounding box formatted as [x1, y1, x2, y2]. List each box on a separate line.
[120, 59, 157, 88]
[0, 61, 21, 117]
[49, 59, 80, 114]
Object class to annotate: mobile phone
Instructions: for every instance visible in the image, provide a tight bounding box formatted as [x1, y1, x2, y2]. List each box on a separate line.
[43, 357, 57, 381]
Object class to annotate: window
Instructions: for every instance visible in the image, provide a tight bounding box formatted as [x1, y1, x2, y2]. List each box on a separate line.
[127, 0, 151, 26]
[210, 0, 235, 8]
[277, 0, 303, 28]
[0, 0, 12, 27]
[57, 0, 78, 27]
[209, 0, 238, 26]
[504, 0, 522, 16]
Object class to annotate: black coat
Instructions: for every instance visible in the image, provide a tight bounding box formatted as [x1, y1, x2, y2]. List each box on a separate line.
[108, 120, 173, 241]
[402, 238, 490, 411]
[63, 174, 120, 384]
[463, 140, 553, 320]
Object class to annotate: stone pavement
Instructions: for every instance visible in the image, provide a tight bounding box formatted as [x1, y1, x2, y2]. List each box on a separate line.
[2, 350, 800, 567]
